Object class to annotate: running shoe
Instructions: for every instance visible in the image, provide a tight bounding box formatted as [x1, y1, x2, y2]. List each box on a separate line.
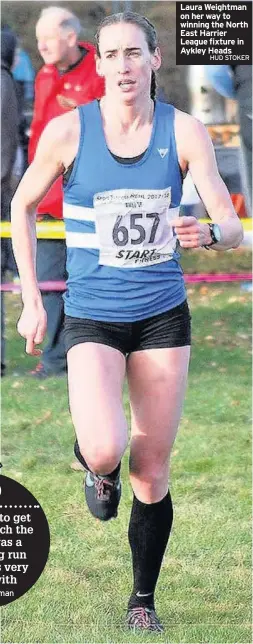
[126, 606, 164, 633]
[85, 470, 121, 521]
[74, 440, 121, 521]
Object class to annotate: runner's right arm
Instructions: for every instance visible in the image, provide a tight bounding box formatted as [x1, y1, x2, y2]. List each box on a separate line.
[11, 117, 66, 354]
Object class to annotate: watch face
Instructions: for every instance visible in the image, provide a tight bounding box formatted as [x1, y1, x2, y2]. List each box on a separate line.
[213, 224, 221, 242]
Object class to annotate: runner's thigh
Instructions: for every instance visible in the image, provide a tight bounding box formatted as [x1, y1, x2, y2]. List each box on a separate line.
[127, 346, 191, 465]
[67, 342, 128, 454]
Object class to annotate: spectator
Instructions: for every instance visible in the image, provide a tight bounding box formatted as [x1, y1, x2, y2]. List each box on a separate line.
[206, 65, 252, 217]
[13, 46, 35, 106]
[1, 25, 32, 182]
[28, 6, 104, 378]
[13, 45, 35, 173]
[1, 29, 19, 376]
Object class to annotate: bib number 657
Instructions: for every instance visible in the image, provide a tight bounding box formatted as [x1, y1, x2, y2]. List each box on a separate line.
[112, 213, 160, 247]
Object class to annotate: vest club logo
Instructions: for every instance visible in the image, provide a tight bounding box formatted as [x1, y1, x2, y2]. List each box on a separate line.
[157, 148, 168, 158]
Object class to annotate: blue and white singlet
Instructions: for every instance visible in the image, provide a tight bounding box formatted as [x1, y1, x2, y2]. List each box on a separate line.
[63, 100, 186, 321]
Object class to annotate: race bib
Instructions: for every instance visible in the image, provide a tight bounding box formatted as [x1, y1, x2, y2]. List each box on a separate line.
[94, 187, 178, 268]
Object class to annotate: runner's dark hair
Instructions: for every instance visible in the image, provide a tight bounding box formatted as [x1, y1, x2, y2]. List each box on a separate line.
[95, 12, 158, 100]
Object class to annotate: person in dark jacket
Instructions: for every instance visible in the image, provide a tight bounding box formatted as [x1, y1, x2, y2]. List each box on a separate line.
[232, 65, 252, 216]
[1, 29, 19, 375]
[206, 64, 252, 217]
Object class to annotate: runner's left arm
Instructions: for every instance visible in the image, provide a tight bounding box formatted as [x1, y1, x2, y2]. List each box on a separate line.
[172, 111, 244, 250]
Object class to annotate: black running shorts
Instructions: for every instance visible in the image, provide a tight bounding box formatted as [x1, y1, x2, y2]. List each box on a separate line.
[64, 300, 191, 357]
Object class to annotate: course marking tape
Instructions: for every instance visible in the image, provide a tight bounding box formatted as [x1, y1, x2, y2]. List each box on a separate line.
[1, 274, 251, 292]
[1, 218, 252, 239]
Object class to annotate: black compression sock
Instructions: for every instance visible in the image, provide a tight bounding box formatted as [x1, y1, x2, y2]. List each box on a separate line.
[128, 490, 173, 610]
[74, 439, 121, 479]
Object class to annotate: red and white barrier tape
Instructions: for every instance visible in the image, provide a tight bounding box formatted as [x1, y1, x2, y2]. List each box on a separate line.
[1, 274, 251, 292]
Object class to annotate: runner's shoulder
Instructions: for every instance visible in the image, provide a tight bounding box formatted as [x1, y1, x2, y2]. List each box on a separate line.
[175, 108, 208, 136]
[40, 110, 80, 149]
[174, 108, 212, 164]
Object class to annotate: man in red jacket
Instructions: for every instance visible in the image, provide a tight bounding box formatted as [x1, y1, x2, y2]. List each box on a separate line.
[28, 6, 104, 377]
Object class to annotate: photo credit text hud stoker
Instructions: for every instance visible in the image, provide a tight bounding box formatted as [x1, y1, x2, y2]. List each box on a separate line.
[176, 2, 252, 64]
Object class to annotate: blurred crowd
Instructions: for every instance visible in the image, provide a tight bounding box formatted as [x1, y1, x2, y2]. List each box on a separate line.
[1, 11, 252, 378]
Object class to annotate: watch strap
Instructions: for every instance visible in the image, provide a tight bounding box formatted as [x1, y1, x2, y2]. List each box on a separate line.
[204, 223, 219, 248]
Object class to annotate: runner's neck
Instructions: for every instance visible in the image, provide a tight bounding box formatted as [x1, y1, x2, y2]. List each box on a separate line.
[100, 96, 154, 134]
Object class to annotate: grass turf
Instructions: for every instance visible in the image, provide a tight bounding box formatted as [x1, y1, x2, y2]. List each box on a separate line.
[1, 280, 252, 643]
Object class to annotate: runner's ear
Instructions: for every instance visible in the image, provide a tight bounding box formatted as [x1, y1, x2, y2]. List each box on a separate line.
[96, 57, 104, 77]
[151, 47, 161, 72]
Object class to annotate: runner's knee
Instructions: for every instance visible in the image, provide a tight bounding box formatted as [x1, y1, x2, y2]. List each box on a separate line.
[129, 460, 170, 503]
[79, 439, 127, 475]
[130, 458, 169, 483]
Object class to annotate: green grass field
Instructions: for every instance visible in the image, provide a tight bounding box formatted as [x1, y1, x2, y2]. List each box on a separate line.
[1, 275, 252, 644]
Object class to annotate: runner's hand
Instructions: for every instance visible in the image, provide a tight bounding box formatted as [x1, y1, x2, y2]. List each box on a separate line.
[17, 299, 47, 356]
[171, 216, 211, 248]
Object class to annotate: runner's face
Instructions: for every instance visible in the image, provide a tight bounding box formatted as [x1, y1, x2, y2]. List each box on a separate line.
[36, 20, 71, 66]
[97, 23, 161, 103]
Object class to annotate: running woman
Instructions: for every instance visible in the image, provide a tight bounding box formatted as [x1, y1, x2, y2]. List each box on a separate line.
[11, 12, 243, 633]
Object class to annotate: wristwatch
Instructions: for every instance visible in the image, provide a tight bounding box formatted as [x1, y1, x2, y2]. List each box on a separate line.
[204, 223, 222, 248]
